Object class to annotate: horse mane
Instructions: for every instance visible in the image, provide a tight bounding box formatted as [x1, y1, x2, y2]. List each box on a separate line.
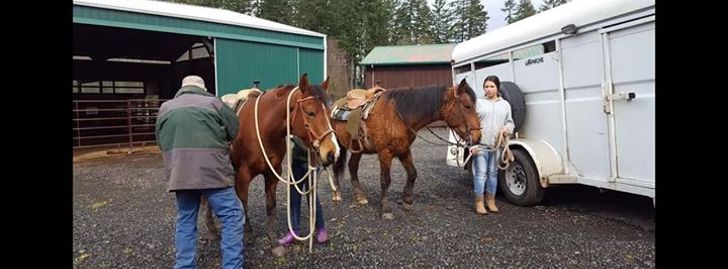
[385, 84, 475, 123]
[269, 83, 330, 108]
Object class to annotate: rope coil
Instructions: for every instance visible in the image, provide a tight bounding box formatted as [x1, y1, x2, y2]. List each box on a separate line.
[253, 87, 331, 252]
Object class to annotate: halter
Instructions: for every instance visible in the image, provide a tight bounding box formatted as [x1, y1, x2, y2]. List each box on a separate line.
[443, 87, 481, 145]
[289, 95, 336, 152]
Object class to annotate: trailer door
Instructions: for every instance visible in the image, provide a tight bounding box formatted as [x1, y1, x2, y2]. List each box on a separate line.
[602, 17, 655, 189]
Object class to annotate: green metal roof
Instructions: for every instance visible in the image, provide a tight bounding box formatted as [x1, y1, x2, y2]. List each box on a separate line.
[360, 43, 457, 66]
[73, 0, 324, 50]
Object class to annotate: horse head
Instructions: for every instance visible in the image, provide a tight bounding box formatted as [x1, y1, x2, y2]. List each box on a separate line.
[288, 74, 340, 166]
[442, 79, 482, 145]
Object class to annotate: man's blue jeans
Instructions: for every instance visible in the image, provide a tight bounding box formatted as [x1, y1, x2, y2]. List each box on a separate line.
[472, 150, 498, 196]
[174, 187, 245, 269]
[288, 161, 325, 233]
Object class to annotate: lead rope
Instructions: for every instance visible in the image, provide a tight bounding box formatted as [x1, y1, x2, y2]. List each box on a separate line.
[253, 87, 319, 252]
[463, 129, 513, 170]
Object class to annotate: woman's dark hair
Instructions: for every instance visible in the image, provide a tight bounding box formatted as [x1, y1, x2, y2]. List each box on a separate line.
[483, 75, 501, 90]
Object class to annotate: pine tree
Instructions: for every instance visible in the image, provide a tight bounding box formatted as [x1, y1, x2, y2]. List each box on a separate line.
[291, 0, 331, 33]
[512, 0, 536, 23]
[169, 0, 255, 15]
[501, 0, 517, 24]
[392, 0, 416, 44]
[412, 0, 435, 44]
[539, 0, 568, 12]
[464, 0, 487, 39]
[449, 0, 487, 42]
[431, 0, 453, 43]
[258, 0, 295, 25]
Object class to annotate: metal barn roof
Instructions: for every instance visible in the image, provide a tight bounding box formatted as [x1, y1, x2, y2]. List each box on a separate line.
[74, 0, 325, 38]
[361, 43, 457, 66]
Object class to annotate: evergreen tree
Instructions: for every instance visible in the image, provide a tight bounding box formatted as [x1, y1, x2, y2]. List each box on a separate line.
[451, 0, 487, 42]
[291, 0, 331, 33]
[412, 0, 435, 44]
[539, 0, 568, 12]
[512, 0, 536, 23]
[501, 0, 517, 24]
[258, 0, 294, 25]
[392, 0, 416, 44]
[464, 0, 487, 39]
[169, 0, 255, 15]
[431, 0, 454, 43]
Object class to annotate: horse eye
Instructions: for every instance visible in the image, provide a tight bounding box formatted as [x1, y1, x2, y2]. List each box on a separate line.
[464, 104, 471, 109]
[306, 111, 315, 116]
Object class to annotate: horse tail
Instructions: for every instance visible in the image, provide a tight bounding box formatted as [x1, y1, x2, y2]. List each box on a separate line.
[333, 141, 348, 180]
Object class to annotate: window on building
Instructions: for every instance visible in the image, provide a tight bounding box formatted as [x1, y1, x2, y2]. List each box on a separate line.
[177, 42, 210, 62]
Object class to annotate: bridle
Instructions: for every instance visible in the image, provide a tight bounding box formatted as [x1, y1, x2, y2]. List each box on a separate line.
[443, 87, 481, 146]
[289, 94, 336, 152]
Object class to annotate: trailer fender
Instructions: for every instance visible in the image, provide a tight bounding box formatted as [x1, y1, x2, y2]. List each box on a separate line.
[508, 138, 564, 188]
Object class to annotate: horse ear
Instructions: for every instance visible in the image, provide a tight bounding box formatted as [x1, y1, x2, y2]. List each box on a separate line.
[321, 76, 330, 90]
[456, 78, 470, 96]
[298, 73, 310, 93]
[457, 79, 469, 91]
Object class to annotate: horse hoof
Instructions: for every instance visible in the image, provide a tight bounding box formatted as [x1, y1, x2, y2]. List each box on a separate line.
[357, 198, 369, 205]
[271, 246, 287, 257]
[381, 212, 394, 220]
[332, 194, 342, 202]
[402, 202, 413, 211]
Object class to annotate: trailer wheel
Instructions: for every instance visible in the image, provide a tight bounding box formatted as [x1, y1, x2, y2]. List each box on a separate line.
[498, 149, 544, 206]
[499, 82, 526, 133]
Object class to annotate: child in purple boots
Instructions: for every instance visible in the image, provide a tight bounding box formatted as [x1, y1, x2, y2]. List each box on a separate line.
[279, 136, 329, 246]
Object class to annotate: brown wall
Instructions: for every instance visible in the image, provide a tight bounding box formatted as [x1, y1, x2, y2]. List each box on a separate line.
[364, 64, 453, 89]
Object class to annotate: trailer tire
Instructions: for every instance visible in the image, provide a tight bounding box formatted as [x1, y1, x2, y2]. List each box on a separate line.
[499, 82, 526, 133]
[498, 149, 544, 206]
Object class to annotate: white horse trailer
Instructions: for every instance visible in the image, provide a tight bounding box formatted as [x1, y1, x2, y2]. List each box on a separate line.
[446, 0, 655, 206]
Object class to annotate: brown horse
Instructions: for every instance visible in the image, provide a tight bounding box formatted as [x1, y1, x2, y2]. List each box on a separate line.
[331, 79, 481, 219]
[207, 74, 339, 254]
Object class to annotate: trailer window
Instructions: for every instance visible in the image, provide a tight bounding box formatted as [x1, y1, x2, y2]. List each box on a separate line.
[513, 41, 555, 61]
[454, 65, 472, 75]
[474, 53, 509, 70]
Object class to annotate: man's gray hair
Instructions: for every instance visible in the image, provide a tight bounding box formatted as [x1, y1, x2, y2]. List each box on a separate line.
[181, 75, 206, 89]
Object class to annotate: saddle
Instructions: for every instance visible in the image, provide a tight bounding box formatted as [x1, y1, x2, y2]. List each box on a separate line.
[330, 86, 386, 153]
[221, 88, 263, 113]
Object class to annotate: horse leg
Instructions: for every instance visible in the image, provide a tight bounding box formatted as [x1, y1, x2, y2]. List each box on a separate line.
[331, 170, 342, 202]
[399, 149, 417, 211]
[263, 172, 286, 256]
[331, 141, 347, 202]
[349, 152, 368, 205]
[378, 150, 395, 220]
[233, 168, 253, 235]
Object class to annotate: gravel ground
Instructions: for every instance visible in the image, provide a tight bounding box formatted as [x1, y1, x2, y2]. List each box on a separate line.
[73, 128, 655, 268]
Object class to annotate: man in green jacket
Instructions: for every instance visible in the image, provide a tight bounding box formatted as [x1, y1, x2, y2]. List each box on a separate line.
[155, 75, 244, 269]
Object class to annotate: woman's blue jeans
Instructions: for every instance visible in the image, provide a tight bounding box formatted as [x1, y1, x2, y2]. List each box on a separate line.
[472, 150, 498, 196]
